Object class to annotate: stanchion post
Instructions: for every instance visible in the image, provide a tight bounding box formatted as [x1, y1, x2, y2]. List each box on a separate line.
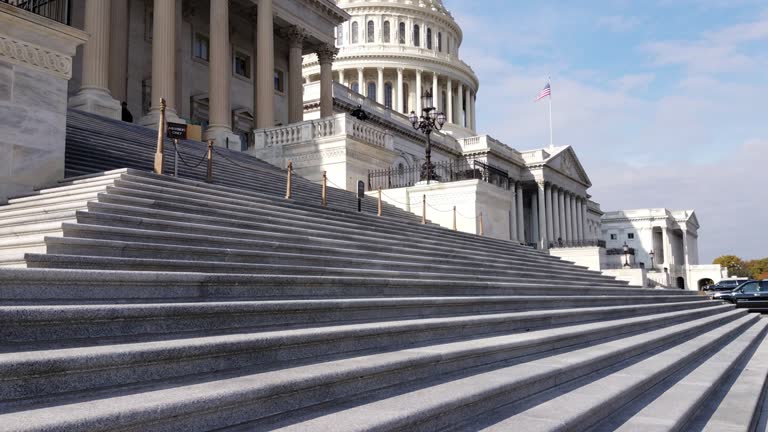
[453, 206, 457, 231]
[377, 189, 382, 217]
[206, 140, 213, 183]
[153, 98, 166, 175]
[173, 139, 179, 177]
[321, 171, 327, 208]
[285, 161, 293, 199]
[479, 211, 484, 236]
[422, 194, 426, 224]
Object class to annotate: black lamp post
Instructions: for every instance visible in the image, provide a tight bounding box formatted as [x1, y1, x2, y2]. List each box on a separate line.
[409, 90, 446, 184]
[649, 249, 655, 271]
[623, 242, 631, 268]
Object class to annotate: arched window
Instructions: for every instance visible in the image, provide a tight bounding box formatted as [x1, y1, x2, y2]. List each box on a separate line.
[367, 82, 376, 101]
[351, 82, 359, 93]
[437, 32, 442, 52]
[413, 25, 420, 47]
[337, 24, 344, 46]
[402, 83, 410, 112]
[398, 22, 406, 44]
[384, 82, 393, 109]
[427, 28, 432, 49]
[367, 20, 375, 43]
[383, 21, 391, 43]
[351, 22, 359, 44]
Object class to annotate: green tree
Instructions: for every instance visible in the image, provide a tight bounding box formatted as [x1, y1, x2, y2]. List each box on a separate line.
[713, 255, 751, 277]
[746, 258, 768, 279]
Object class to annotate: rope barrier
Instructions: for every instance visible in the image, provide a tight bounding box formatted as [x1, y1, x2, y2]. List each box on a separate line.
[210, 146, 264, 171]
[171, 140, 209, 169]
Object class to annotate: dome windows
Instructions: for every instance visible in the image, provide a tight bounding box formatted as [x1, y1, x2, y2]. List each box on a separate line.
[367, 82, 376, 101]
[367, 20, 375, 43]
[383, 21, 391, 43]
[413, 25, 420, 47]
[351, 22, 359, 44]
[427, 28, 432, 49]
[438, 32, 442, 52]
[384, 82, 393, 108]
[398, 22, 406, 44]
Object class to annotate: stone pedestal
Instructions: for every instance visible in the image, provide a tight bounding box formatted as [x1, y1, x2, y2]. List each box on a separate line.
[0, 4, 88, 203]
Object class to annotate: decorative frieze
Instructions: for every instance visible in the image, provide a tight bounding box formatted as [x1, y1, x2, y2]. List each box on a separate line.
[0, 34, 72, 79]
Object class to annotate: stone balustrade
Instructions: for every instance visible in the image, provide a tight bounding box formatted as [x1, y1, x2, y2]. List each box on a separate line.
[646, 271, 671, 288]
[253, 113, 394, 151]
[457, 135, 526, 165]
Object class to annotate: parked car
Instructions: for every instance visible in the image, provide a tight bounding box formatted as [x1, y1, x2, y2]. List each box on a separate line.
[704, 278, 751, 292]
[712, 280, 768, 309]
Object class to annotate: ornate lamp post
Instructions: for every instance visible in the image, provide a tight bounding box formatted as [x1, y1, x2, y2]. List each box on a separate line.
[409, 90, 446, 184]
[649, 249, 655, 271]
[623, 242, 631, 268]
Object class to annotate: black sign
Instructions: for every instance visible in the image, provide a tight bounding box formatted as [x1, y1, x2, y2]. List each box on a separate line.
[166, 122, 188, 140]
[357, 181, 365, 199]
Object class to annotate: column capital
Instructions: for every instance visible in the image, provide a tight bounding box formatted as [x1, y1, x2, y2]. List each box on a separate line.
[358, 67, 365, 73]
[283, 25, 307, 49]
[316, 44, 338, 65]
[377, 66, 384, 72]
[397, 67, 404, 74]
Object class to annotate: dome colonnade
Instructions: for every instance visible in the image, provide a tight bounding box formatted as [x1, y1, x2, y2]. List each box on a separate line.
[303, 0, 479, 135]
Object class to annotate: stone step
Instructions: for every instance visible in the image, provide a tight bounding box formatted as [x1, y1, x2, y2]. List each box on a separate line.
[61, 218, 605, 278]
[596, 319, 768, 432]
[0, 268, 693, 305]
[446, 313, 763, 432]
[0, 211, 76, 232]
[6, 183, 112, 205]
[44, 236, 618, 285]
[0, 192, 98, 217]
[55, 168, 130, 186]
[0, 307, 740, 430]
[0, 298, 714, 349]
[208, 310, 752, 432]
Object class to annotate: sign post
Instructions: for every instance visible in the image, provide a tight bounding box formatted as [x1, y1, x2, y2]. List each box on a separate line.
[166, 123, 188, 177]
[357, 180, 365, 213]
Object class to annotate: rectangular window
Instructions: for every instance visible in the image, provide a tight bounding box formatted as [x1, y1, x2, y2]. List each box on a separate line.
[628, 233, 635, 239]
[274, 69, 285, 93]
[234, 51, 251, 79]
[610, 234, 617, 240]
[193, 33, 210, 62]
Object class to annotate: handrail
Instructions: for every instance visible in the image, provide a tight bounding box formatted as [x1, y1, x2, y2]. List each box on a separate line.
[1, 0, 70, 24]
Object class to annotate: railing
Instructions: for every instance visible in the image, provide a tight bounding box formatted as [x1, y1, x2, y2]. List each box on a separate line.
[367, 158, 511, 191]
[1, 0, 70, 24]
[607, 247, 636, 256]
[252, 113, 393, 151]
[457, 135, 526, 165]
[549, 239, 607, 249]
[647, 271, 670, 287]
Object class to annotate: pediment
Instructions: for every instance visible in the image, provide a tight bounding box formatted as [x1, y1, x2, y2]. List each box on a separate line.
[547, 147, 592, 186]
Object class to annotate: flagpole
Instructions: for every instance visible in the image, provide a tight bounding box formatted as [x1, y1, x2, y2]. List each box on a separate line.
[548, 77, 554, 150]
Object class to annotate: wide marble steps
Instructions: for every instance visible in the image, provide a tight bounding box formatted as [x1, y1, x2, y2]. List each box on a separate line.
[0, 170, 766, 431]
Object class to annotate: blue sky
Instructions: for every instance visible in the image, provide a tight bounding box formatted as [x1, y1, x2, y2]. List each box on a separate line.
[444, 0, 768, 262]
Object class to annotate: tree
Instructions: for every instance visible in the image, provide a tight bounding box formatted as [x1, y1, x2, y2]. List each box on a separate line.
[713, 255, 751, 277]
[746, 258, 768, 279]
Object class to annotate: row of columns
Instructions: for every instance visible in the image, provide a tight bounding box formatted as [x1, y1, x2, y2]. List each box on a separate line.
[335, 67, 476, 130]
[72, 0, 337, 147]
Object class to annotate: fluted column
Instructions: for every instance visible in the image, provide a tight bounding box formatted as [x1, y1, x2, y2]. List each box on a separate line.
[317, 44, 336, 118]
[545, 183, 554, 243]
[108, 0, 129, 104]
[377, 67, 384, 104]
[569, 194, 577, 242]
[537, 181, 547, 249]
[70, 0, 121, 119]
[287, 27, 306, 124]
[432, 73, 439, 109]
[397, 68, 404, 112]
[205, 0, 237, 147]
[338, 69, 346, 88]
[558, 189, 566, 242]
[582, 199, 588, 240]
[510, 182, 518, 242]
[471, 91, 477, 130]
[516, 182, 525, 242]
[552, 187, 561, 243]
[446, 78, 453, 123]
[577, 198, 585, 241]
[255, 0, 274, 128]
[357, 68, 364, 94]
[465, 86, 471, 129]
[564, 192, 572, 241]
[415, 69, 422, 113]
[457, 82, 464, 127]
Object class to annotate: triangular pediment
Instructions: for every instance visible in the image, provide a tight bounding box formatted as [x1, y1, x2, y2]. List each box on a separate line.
[546, 147, 592, 187]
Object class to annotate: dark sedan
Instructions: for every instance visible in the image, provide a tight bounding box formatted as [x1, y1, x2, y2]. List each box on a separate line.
[712, 280, 768, 309]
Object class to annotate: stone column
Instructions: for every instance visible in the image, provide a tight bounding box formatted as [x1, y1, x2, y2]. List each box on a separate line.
[108, 0, 129, 104]
[397, 68, 404, 113]
[510, 182, 518, 242]
[471, 91, 477, 130]
[563, 192, 572, 241]
[432, 73, 439, 109]
[446, 78, 453, 123]
[287, 26, 306, 124]
[338, 69, 346, 88]
[551, 187, 560, 243]
[569, 194, 577, 242]
[579, 198, 586, 241]
[582, 200, 589, 240]
[317, 44, 336, 118]
[357, 68, 364, 93]
[457, 82, 464, 127]
[545, 183, 554, 243]
[558, 189, 566, 242]
[516, 182, 525, 242]
[415, 69, 422, 113]
[255, 0, 274, 128]
[575, 198, 582, 242]
[205, 0, 239, 147]
[69, 0, 120, 119]
[377, 67, 384, 104]
[537, 182, 547, 249]
[465, 86, 471, 129]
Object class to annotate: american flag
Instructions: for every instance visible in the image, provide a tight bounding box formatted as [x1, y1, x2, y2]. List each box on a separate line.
[535, 82, 551, 101]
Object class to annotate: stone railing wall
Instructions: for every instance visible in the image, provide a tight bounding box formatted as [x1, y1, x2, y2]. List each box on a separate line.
[646, 271, 671, 288]
[457, 135, 525, 165]
[253, 113, 394, 151]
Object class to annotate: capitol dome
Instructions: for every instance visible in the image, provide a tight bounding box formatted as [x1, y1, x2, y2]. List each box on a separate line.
[303, 0, 480, 137]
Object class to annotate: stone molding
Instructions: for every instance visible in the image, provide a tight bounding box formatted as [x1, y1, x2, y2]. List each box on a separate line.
[0, 34, 72, 79]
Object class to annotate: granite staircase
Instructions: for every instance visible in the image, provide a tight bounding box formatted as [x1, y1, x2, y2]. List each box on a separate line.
[0, 169, 765, 431]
